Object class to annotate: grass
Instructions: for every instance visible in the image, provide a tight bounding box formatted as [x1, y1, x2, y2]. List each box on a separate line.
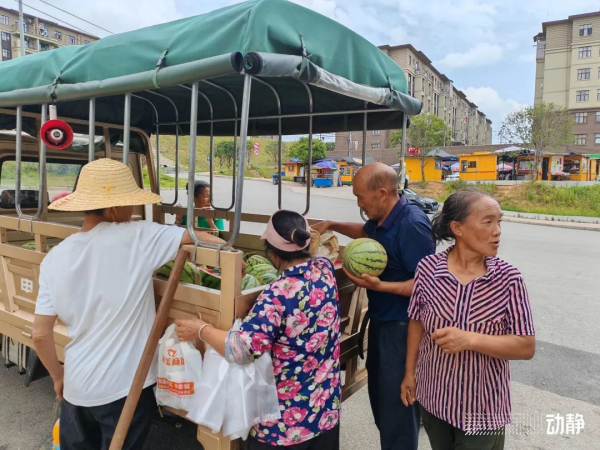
[411, 181, 600, 218]
[142, 168, 187, 190]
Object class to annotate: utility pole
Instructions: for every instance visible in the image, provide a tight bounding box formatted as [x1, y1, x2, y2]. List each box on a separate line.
[19, 0, 26, 58]
[347, 132, 352, 157]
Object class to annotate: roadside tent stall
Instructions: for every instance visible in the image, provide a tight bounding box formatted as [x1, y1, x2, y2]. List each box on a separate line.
[328, 156, 377, 185]
[0, 0, 422, 448]
[459, 152, 498, 181]
[313, 160, 337, 187]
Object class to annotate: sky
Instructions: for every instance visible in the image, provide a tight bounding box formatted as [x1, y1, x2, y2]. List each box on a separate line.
[5, 0, 600, 141]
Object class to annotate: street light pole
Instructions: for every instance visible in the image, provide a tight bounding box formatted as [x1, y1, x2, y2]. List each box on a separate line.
[18, 0, 25, 58]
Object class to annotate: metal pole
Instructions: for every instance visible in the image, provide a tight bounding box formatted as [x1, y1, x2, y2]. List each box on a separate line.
[18, 0, 25, 58]
[301, 84, 313, 216]
[186, 82, 200, 246]
[123, 93, 131, 164]
[347, 132, 352, 157]
[35, 104, 48, 220]
[228, 74, 252, 245]
[399, 114, 408, 191]
[15, 106, 23, 217]
[88, 98, 95, 163]
[360, 102, 368, 222]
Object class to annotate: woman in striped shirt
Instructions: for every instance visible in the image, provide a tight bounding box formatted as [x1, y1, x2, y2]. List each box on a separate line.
[402, 189, 535, 450]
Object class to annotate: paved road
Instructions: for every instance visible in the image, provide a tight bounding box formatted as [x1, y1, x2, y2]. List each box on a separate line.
[2, 178, 599, 449]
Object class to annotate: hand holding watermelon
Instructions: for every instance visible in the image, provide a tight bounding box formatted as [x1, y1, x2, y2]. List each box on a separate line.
[342, 268, 382, 290]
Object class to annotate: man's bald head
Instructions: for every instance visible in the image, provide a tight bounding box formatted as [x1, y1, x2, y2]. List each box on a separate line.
[354, 162, 399, 193]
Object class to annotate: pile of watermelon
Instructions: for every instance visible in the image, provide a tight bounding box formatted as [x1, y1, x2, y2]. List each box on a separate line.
[244, 254, 279, 286]
[154, 253, 280, 291]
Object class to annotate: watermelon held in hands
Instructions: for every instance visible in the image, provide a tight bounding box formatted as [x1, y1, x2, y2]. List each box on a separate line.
[342, 238, 388, 278]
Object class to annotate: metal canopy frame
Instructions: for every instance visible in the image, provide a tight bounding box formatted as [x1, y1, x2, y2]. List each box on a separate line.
[9, 70, 412, 265]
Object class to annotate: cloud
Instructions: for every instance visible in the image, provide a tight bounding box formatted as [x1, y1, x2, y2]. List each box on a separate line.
[462, 87, 528, 127]
[435, 43, 505, 70]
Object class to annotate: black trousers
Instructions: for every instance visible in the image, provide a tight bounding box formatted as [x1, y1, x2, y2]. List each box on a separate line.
[366, 319, 420, 450]
[59, 386, 156, 450]
[420, 406, 505, 450]
[245, 424, 340, 450]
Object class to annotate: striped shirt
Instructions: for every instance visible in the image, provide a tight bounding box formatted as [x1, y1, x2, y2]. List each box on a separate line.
[408, 248, 535, 432]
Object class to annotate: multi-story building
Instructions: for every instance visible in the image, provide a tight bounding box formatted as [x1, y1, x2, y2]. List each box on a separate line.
[332, 44, 492, 164]
[0, 6, 98, 61]
[534, 11, 600, 153]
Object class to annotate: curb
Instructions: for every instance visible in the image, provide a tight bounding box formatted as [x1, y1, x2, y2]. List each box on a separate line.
[501, 216, 600, 232]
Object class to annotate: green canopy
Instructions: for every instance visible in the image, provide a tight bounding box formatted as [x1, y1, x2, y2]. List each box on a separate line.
[0, 0, 420, 140]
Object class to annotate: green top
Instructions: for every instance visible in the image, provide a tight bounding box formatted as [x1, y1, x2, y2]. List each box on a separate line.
[180, 215, 225, 231]
[0, 0, 420, 137]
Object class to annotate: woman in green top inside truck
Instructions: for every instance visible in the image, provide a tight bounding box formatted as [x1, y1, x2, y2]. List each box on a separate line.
[176, 180, 225, 231]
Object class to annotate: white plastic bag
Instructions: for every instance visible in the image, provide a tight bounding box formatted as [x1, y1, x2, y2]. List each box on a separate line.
[187, 320, 280, 439]
[224, 321, 281, 440]
[156, 323, 203, 411]
[185, 345, 230, 432]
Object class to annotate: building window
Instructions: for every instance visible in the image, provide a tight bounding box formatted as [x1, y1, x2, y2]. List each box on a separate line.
[434, 93, 439, 116]
[580, 24, 593, 36]
[578, 68, 591, 80]
[598, 89, 600, 101]
[579, 46, 592, 58]
[575, 134, 587, 145]
[371, 143, 381, 150]
[595, 134, 600, 144]
[596, 112, 600, 122]
[575, 112, 588, 123]
[2, 49, 10, 59]
[0, 15, 8, 26]
[83, 40, 90, 45]
[576, 90, 590, 101]
[468, 161, 477, 169]
[372, 130, 380, 136]
[39, 25, 48, 37]
[55, 31, 62, 40]
[1, 32, 10, 42]
[67, 35, 75, 45]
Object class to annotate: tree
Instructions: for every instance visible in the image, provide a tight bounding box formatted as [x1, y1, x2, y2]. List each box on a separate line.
[498, 103, 576, 177]
[389, 113, 451, 182]
[245, 139, 254, 169]
[265, 140, 289, 166]
[288, 137, 327, 163]
[214, 140, 234, 171]
[325, 142, 336, 152]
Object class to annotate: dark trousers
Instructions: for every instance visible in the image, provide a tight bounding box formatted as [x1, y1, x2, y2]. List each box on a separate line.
[420, 406, 505, 450]
[60, 386, 156, 450]
[245, 424, 340, 450]
[366, 319, 419, 450]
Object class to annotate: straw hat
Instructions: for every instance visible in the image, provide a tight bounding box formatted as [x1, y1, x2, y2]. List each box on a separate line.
[49, 158, 162, 211]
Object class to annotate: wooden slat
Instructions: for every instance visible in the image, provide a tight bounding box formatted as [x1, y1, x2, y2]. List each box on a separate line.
[13, 294, 36, 312]
[0, 216, 79, 240]
[153, 279, 221, 311]
[0, 243, 46, 264]
[6, 263, 35, 278]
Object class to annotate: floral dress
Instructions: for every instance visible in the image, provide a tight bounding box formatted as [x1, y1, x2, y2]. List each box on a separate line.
[235, 257, 341, 446]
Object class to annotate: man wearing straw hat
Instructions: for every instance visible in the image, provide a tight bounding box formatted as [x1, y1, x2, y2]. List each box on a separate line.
[32, 158, 224, 449]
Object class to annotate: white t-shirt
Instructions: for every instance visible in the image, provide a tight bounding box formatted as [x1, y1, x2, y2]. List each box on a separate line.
[35, 221, 185, 407]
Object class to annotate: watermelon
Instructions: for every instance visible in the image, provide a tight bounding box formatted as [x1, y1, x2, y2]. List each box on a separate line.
[241, 274, 260, 290]
[156, 261, 202, 285]
[197, 266, 222, 290]
[22, 241, 56, 252]
[248, 263, 278, 280]
[342, 238, 388, 278]
[258, 272, 278, 285]
[246, 255, 273, 270]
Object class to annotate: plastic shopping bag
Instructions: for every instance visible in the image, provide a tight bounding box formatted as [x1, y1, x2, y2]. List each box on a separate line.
[224, 320, 281, 440]
[186, 345, 230, 432]
[156, 323, 203, 411]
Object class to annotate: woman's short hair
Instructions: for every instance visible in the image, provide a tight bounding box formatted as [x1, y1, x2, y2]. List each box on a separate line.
[431, 188, 493, 244]
[265, 210, 312, 261]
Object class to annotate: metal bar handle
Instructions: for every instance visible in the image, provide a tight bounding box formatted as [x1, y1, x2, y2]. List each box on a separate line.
[360, 102, 369, 222]
[252, 77, 283, 209]
[123, 93, 131, 164]
[89, 99, 95, 163]
[301, 83, 313, 216]
[203, 80, 238, 212]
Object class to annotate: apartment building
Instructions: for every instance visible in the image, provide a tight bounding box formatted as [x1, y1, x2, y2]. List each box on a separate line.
[534, 11, 600, 153]
[0, 6, 98, 61]
[332, 44, 492, 164]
